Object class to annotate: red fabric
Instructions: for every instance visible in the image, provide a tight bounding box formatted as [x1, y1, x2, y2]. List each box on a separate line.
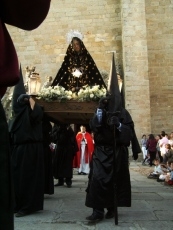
[146, 139, 157, 152]
[168, 180, 173, 185]
[0, 87, 7, 98]
[0, 20, 19, 97]
[0, 0, 51, 97]
[73, 132, 94, 168]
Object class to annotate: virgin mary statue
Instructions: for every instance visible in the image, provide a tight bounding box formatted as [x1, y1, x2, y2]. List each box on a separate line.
[52, 30, 106, 92]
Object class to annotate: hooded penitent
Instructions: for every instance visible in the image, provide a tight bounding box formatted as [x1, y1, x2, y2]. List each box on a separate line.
[12, 65, 27, 114]
[106, 53, 141, 159]
[107, 52, 122, 114]
[85, 53, 141, 211]
[9, 66, 44, 216]
[9, 66, 30, 132]
[52, 123, 79, 182]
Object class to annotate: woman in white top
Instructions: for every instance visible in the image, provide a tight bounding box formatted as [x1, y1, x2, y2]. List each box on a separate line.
[155, 134, 162, 162]
[168, 132, 173, 146]
[141, 134, 148, 160]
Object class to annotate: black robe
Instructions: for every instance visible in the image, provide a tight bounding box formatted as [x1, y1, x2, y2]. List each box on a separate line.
[10, 103, 44, 214]
[0, 102, 14, 230]
[52, 125, 78, 179]
[0, 0, 50, 227]
[42, 115, 54, 195]
[85, 108, 140, 209]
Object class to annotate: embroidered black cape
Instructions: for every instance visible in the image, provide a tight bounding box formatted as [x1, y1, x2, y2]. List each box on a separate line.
[52, 37, 106, 91]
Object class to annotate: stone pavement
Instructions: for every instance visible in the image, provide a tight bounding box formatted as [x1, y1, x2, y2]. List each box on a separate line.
[14, 161, 173, 230]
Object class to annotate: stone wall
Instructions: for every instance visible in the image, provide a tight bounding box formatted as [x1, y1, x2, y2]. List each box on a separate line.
[6, 0, 173, 141]
[145, 0, 173, 135]
[8, 0, 122, 82]
[121, 0, 151, 139]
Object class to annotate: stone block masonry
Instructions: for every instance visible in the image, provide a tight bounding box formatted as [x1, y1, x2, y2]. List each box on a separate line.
[6, 0, 173, 141]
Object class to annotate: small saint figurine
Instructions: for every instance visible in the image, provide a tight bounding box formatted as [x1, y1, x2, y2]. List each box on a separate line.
[42, 76, 53, 89]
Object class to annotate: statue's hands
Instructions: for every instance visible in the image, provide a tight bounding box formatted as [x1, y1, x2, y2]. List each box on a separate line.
[71, 87, 81, 92]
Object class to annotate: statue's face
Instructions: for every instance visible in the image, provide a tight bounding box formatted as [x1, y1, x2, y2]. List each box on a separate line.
[72, 39, 81, 53]
[47, 76, 52, 82]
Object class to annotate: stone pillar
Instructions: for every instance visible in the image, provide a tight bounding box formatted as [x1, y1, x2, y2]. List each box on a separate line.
[121, 0, 151, 138]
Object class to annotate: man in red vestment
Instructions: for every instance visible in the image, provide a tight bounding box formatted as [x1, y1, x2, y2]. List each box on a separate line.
[74, 125, 94, 175]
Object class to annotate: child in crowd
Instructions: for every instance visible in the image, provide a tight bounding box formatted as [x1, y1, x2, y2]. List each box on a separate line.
[163, 144, 173, 163]
[147, 158, 163, 179]
[164, 161, 173, 185]
[157, 161, 171, 182]
[142, 152, 150, 165]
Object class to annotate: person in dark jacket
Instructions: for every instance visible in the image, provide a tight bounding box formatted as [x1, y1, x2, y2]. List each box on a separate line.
[52, 124, 78, 187]
[42, 113, 54, 195]
[85, 54, 141, 222]
[146, 134, 157, 167]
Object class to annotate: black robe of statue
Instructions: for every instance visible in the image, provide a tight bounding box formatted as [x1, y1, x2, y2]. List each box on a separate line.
[10, 103, 44, 214]
[85, 108, 140, 209]
[42, 114, 54, 195]
[0, 102, 14, 230]
[52, 125, 78, 179]
[51, 37, 106, 91]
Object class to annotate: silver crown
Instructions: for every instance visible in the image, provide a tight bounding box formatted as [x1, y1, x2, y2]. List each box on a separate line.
[66, 30, 84, 44]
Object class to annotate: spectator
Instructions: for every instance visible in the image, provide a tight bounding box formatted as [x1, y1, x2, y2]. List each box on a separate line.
[155, 134, 162, 162]
[168, 132, 173, 146]
[147, 159, 163, 179]
[164, 161, 173, 185]
[142, 152, 150, 166]
[146, 134, 157, 167]
[164, 144, 173, 164]
[159, 131, 169, 161]
[141, 134, 148, 161]
[157, 161, 172, 182]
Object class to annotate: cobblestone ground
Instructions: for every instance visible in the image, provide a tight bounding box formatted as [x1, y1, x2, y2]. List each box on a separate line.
[14, 160, 173, 230]
[131, 163, 153, 176]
